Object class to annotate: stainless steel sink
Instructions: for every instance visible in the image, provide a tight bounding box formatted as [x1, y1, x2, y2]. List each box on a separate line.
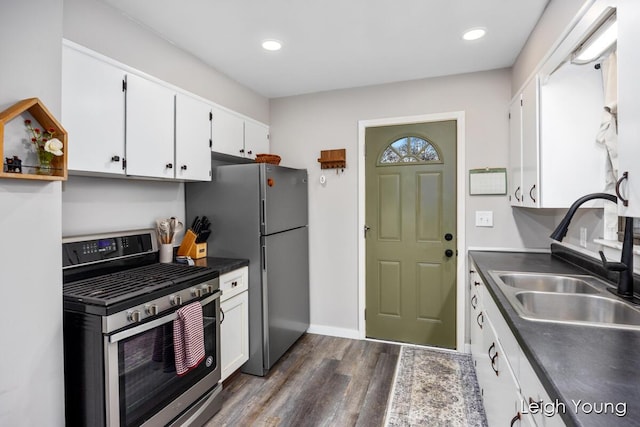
[515, 292, 640, 327]
[496, 272, 600, 294]
[488, 270, 640, 330]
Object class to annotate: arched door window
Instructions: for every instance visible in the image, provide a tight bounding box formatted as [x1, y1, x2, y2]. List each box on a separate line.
[378, 136, 441, 165]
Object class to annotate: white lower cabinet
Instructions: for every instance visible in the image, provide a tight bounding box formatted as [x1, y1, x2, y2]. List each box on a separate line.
[219, 266, 249, 381]
[469, 262, 564, 427]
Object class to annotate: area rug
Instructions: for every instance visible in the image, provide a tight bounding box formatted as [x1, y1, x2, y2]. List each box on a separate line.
[385, 346, 488, 427]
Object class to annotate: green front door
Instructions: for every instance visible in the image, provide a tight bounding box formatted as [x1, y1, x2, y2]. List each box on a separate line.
[365, 120, 457, 348]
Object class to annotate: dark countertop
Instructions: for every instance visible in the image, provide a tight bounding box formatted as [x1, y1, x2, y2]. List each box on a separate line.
[469, 250, 640, 427]
[193, 257, 249, 275]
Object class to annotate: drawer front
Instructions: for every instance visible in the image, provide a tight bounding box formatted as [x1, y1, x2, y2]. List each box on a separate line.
[220, 266, 248, 301]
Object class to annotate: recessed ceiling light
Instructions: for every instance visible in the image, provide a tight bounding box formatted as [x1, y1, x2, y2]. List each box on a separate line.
[463, 28, 487, 41]
[262, 39, 282, 51]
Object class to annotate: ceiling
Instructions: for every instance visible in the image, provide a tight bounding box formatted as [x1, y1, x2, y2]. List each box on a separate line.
[101, 0, 550, 99]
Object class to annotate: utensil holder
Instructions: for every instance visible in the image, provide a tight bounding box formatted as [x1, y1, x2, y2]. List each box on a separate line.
[159, 244, 173, 263]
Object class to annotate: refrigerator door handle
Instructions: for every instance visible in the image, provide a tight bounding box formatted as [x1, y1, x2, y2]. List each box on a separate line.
[262, 244, 267, 271]
[261, 199, 266, 227]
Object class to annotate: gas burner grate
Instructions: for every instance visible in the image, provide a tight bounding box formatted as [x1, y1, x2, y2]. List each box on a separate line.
[64, 263, 215, 306]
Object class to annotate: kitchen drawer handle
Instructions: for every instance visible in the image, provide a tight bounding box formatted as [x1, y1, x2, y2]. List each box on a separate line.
[231, 281, 238, 288]
[510, 412, 521, 427]
[488, 342, 499, 376]
[166, 163, 173, 169]
[181, 165, 188, 170]
[514, 186, 521, 202]
[529, 184, 537, 203]
[471, 294, 478, 309]
[111, 155, 120, 162]
[615, 171, 629, 207]
[476, 312, 484, 329]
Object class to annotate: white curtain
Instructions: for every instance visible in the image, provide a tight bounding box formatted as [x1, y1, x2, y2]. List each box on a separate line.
[596, 51, 618, 240]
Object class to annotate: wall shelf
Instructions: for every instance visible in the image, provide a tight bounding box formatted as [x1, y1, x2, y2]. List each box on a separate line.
[0, 98, 68, 181]
[317, 148, 346, 170]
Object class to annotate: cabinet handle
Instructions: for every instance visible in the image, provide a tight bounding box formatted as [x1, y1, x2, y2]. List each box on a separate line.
[220, 307, 225, 325]
[111, 155, 120, 162]
[529, 184, 537, 203]
[166, 163, 173, 169]
[488, 342, 499, 376]
[471, 294, 478, 309]
[476, 311, 484, 329]
[239, 149, 245, 154]
[181, 165, 188, 170]
[247, 150, 253, 155]
[514, 186, 521, 202]
[615, 171, 629, 207]
[510, 412, 521, 427]
[231, 281, 238, 288]
[474, 281, 480, 287]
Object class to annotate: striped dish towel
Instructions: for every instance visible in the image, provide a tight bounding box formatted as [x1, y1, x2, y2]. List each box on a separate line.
[173, 301, 205, 376]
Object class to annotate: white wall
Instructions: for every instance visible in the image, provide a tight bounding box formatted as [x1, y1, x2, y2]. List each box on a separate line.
[270, 69, 559, 335]
[63, 0, 269, 124]
[512, 0, 593, 94]
[0, 1, 65, 425]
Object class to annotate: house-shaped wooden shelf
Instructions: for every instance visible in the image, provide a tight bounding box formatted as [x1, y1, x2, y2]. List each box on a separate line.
[0, 97, 68, 181]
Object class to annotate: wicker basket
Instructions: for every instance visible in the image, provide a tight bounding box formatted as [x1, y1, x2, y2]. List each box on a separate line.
[255, 154, 281, 165]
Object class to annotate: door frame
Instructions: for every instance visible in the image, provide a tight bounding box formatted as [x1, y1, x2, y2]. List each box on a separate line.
[357, 111, 466, 351]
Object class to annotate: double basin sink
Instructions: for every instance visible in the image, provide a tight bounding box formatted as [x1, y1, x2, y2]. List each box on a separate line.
[488, 271, 640, 330]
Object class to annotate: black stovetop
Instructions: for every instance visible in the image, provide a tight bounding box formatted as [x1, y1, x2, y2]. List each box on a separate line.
[63, 262, 217, 307]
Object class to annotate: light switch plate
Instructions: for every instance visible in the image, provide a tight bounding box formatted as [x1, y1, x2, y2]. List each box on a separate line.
[476, 211, 494, 227]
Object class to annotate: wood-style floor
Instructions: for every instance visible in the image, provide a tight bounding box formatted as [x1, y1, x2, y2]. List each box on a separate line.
[205, 333, 401, 427]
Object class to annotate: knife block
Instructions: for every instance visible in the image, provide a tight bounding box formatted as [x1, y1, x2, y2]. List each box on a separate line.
[177, 230, 207, 259]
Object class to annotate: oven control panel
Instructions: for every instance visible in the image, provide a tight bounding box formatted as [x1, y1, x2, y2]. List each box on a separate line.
[62, 230, 155, 267]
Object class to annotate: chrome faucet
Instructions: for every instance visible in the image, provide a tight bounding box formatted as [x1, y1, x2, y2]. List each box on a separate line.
[550, 192, 637, 302]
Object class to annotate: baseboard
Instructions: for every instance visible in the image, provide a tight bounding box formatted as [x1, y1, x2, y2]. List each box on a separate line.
[306, 324, 361, 340]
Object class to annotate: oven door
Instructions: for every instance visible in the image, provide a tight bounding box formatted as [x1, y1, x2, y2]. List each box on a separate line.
[104, 291, 221, 427]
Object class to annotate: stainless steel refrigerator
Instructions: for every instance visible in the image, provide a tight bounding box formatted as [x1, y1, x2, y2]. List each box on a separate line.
[185, 163, 309, 376]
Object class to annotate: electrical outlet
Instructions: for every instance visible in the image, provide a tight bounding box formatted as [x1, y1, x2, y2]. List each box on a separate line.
[475, 211, 494, 227]
[580, 227, 587, 248]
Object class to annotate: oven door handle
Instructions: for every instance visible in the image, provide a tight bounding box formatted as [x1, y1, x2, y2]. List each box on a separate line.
[108, 290, 221, 344]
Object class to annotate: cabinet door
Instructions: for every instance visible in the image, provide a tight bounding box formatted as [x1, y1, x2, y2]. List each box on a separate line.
[175, 93, 212, 181]
[617, 1, 640, 216]
[521, 77, 540, 207]
[211, 105, 245, 157]
[244, 120, 270, 160]
[220, 291, 249, 381]
[509, 95, 523, 206]
[62, 45, 126, 175]
[125, 74, 176, 179]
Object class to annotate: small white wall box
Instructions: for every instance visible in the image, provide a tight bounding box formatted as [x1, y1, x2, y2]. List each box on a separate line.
[469, 168, 507, 195]
[476, 211, 494, 227]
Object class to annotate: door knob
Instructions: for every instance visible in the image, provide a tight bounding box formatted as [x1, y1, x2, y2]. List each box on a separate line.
[444, 233, 453, 241]
[445, 249, 454, 258]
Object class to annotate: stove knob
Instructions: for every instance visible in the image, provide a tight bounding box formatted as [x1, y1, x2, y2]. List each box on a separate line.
[170, 295, 183, 306]
[191, 288, 203, 298]
[127, 310, 141, 323]
[202, 284, 214, 294]
[145, 304, 158, 315]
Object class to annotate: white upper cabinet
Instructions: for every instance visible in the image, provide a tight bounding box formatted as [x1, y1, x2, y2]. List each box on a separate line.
[124, 74, 176, 179]
[211, 105, 245, 157]
[521, 77, 540, 207]
[62, 45, 126, 175]
[616, 0, 640, 216]
[243, 120, 270, 160]
[175, 94, 212, 181]
[508, 95, 523, 206]
[211, 105, 270, 159]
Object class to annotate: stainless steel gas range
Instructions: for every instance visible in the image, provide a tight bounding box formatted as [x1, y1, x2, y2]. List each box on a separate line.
[62, 229, 222, 427]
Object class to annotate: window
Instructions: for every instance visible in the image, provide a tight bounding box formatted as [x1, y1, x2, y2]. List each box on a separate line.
[379, 136, 441, 164]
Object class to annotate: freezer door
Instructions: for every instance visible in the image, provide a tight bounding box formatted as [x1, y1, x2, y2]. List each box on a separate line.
[262, 226, 310, 370]
[261, 165, 308, 235]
